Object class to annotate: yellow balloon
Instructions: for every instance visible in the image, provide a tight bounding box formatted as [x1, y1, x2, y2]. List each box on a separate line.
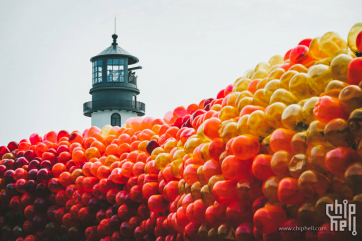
[210, 104, 222, 112]
[280, 70, 298, 90]
[268, 55, 284, 67]
[267, 68, 285, 82]
[264, 79, 281, 100]
[251, 69, 269, 80]
[282, 104, 309, 132]
[248, 110, 274, 137]
[320, 32, 348, 57]
[265, 102, 287, 129]
[270, 89, 298, 106]
[227, 92, 241, 107]
[155, 153, 170, 171]
[324, 80, 348, 98]
[309, 37, 329, 60]
[197, 122, 212, 143]
[256, 78, 268, 90]
[289, 73, 316, 100]
[235, 91, 253, 108]
[184, 137, 202, 158]
[269, 64, 282, 73]
[151, 147, 165, 160]
[243, 68, 254, 79]
[221, 122, 239, 143]
[219, 106, 239, 121]
[289, 64, 308, 73]
[233, 79, 251, 92]
[237, 114, 252, 135]
[330, 54, 353, 83]
[253, 89, 270, 107]
[347, 23, 362, 53]
[254, 62, 270, 73]
[100, 125, 113, 138]
[314, 57, 333, 66]
[237, 97, 253, 113]
[301, 97, 319, 123]
[306, 121, 332, 147]
[197, 166, 208, 185]
[307, 64, 333, 95]
[164, 139, 177, 153]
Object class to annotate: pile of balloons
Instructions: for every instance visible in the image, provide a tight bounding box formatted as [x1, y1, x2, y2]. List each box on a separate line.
[1, 23, 362, 241]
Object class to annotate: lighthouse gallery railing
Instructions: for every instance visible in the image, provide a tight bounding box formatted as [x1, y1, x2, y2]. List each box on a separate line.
[83, 100, 145, 116]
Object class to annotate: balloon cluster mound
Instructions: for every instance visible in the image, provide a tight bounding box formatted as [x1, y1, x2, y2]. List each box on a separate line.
[2, 24, 362, 241]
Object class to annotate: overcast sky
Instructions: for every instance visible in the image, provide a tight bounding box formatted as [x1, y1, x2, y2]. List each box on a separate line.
[0, 0, 361, 145]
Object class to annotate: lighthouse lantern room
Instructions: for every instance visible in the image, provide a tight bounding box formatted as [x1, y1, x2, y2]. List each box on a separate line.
[83, 34, 145, 128]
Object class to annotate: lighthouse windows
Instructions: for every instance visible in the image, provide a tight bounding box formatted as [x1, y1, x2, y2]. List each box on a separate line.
[92, 60, 103, 84]
[111, 113, 121, 127]
[107, 59, 125, 82]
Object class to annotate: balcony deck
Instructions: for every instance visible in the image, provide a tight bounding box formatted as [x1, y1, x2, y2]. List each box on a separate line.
[83, 100, 145, 117]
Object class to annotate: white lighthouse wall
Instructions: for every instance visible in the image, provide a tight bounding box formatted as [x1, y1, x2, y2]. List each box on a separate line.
[91, 110, 137, 128]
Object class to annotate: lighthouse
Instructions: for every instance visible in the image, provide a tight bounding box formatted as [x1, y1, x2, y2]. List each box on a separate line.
[83, 34, 145, 128]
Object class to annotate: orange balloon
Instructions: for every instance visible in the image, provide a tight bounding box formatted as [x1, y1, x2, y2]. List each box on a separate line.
[118, 143, 131, 156]
[106, 144, 119, 157]
[90, 141, 106, 155]
[269, 128, 296, 153]
[204, 118, 222, 140]
[183, 164, 200, 185]
[231, 135, 260, 160]
[52, 163, 66, 178]
[221, 155, 251, 180]
[313, 96, 348, 123]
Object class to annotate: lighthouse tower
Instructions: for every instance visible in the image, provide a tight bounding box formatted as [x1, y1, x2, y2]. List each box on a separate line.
[83, 34, 145, 128]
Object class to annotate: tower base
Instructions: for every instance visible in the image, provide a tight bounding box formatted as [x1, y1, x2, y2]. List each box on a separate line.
[91, 110, 138, 128]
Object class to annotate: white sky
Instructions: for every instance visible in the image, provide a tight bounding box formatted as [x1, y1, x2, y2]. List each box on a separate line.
[0, 0, 361, 145]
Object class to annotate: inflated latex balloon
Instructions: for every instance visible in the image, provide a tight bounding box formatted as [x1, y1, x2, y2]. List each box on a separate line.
[253, 89, 269, 107]
[348, 57, 362, 86]
[278, 177, 305, 205]
[279, 70, 298, 90]
[289, 73, 315, 100]
[348, 108, 362, 136]
[339, 85, 362, 113]
[230, 135, 260, 160]
[270, 89, 298, 106]
[357, 30, 362, 53]
[289, 154, 307, 178]
[252, 69, 269, 81]
[233, 78, 251, 93]
[247, 110, 273, 137]
[253, 206, 287, 234]
[264, 79, 280, 100]
[222, 155, 251, 180]
[301, 97, 319, 123]
[281, 104, 308, 132]
[347, 23, 362, 53]
[330, 54, 353, 83]
[344, 162, 362, 194]
[307, 64, 333, 95]
[324, 118, 354, 147]
[320, 32, 348, 57]
[289, 45, 314, 66]
[219, 106, 239, 121]
[325, 147, 358, 175]
[310, 37, 329, 60]
[269, 128, 295, 153]
[298, 170, 330, 197]
[313, 96, 348, 123]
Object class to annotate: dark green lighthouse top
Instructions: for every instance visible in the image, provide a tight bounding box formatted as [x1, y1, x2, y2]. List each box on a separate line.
[90, 34, 139, 65]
